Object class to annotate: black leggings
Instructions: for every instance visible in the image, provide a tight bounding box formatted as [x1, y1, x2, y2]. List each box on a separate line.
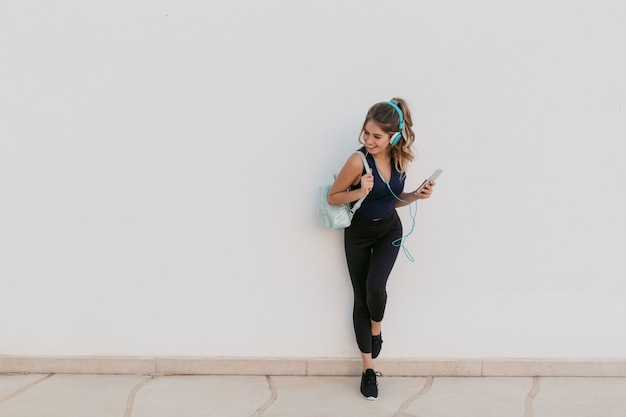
[344, 211, 402, 354]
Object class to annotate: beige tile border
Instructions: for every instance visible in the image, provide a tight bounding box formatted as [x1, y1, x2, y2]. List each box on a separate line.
[0, 356, 155, 375]
[1, 356, 625, 377]
[307, 358, 483, 377]
[155, 357, 307, 376]
[481, 359, 626, 377]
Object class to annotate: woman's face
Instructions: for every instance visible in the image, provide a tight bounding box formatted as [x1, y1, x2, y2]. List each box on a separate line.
[362, 121, 391, 155]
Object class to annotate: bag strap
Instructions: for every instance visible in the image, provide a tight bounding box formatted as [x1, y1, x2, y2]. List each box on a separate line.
[350, 151, 371, 214]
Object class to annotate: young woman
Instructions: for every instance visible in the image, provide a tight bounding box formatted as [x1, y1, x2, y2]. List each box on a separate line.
[327, 98, 435, 400]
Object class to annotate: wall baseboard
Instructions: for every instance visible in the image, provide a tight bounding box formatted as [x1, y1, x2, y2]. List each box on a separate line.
[1, 356, 625, 377]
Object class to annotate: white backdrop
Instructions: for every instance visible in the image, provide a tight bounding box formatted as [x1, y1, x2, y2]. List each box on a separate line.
[1, 0, 625, 359]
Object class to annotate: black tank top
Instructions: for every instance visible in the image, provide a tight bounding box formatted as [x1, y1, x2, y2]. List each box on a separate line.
[352, 150, 405, 220]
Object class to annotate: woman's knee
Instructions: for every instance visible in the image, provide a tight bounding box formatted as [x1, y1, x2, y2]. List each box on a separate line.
[367, 287, 387, 307]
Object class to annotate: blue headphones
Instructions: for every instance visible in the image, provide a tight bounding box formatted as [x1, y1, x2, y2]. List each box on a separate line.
[385, 100, 404, 146]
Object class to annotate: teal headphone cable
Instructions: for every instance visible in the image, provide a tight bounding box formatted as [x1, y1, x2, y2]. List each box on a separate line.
[373, 160, 418, 262]
[385, 181, 418, 262]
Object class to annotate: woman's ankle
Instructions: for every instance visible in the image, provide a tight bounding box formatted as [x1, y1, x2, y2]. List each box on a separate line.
[370, 320, 382, 337]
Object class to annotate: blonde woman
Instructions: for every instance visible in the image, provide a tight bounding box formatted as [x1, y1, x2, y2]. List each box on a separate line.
[327, 98, 436, 400]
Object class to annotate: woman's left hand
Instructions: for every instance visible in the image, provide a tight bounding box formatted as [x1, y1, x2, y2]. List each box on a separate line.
[415, 181, 436, 200]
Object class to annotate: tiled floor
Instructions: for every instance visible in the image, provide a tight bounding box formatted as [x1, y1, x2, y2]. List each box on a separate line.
[1, 373, 625, 417]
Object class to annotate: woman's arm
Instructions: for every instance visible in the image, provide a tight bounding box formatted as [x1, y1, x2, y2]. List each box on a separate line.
[395, 181, 436, 208]
[327, 153, 374, 205]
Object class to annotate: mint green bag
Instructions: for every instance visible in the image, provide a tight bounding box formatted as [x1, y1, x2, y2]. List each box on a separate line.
[319, 151, 370, 229]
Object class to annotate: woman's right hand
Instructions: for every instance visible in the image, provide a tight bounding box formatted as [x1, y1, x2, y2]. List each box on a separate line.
[360, 173, 374, 197]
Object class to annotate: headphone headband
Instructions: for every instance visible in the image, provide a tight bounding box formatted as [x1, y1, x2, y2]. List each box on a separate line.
[385, 101, 404, 130]
[384, 100, 404, 146]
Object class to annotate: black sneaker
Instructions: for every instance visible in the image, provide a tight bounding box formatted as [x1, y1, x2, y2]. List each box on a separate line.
[372, 334, 383, 359]
[360, 368, 378, 400]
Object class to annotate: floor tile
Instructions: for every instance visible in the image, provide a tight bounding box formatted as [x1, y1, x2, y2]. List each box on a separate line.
[264, 376, 428, 417]
[0, 374, 146, 417]
[130, 375, 271, 417]
[0, 374, 49, 401]
[406, 377, 532, 417]
[535, 377, 626, 417]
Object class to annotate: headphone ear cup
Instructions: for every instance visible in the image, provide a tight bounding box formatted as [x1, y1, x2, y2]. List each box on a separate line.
[390, 132, 402, 146]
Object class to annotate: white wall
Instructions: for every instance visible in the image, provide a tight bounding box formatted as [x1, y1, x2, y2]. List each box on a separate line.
[1, 0, 625, 359]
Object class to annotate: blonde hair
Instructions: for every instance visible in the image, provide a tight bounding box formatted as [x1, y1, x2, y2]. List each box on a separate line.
[359, 97, 416, 175]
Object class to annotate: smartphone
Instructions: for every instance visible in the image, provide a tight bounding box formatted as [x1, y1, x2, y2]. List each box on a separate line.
[416, 169, 443, 194]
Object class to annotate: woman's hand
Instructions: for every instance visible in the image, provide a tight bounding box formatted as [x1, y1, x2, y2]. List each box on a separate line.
[415, 181, 436, 200]
[360, 173, 374, 198]
[327, 152, 373, 205]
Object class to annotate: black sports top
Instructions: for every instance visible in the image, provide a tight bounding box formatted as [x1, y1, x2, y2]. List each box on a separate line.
[352, 149, 405, 220]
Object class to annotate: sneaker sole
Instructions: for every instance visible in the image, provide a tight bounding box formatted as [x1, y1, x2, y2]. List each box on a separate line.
[361, 394, 378, 401]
